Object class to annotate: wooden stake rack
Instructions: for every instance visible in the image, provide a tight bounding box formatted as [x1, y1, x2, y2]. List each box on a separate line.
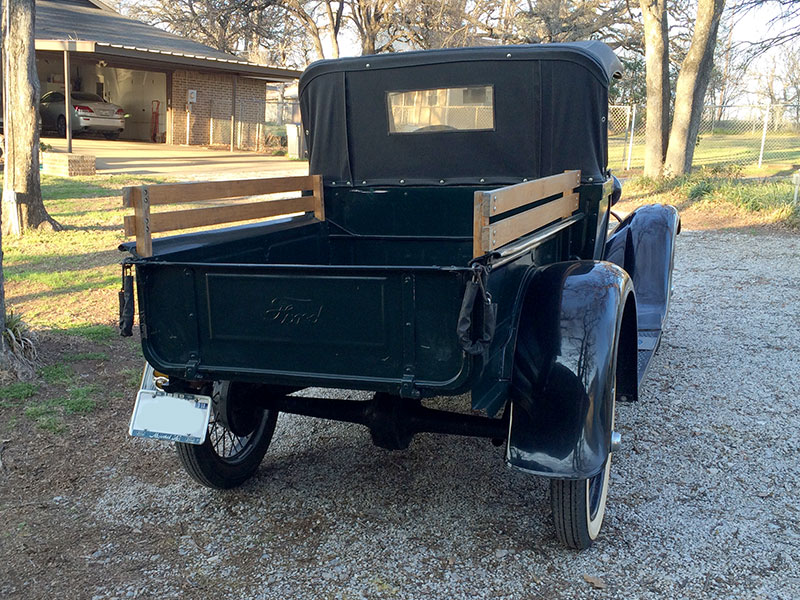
[473, 170, 581, 258]
[123, 174, 325, 257]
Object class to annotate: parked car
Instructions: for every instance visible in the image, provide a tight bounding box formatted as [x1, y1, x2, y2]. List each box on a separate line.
[40, 91, 125, 139]
[120, 42, 680, 549]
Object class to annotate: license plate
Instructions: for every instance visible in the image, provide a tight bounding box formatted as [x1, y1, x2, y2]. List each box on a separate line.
[128, 364, 212, 445]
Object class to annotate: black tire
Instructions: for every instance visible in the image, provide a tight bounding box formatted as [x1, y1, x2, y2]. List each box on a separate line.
[175, 381, 278, 489]
[550, 457, 612, 550]
[550, 357, 617, 550]
[56, 115, 67, 138]
[103, 131, 120, 140]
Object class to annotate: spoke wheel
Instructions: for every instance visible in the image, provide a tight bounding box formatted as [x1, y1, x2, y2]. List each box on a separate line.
[175, 381, 278, 489]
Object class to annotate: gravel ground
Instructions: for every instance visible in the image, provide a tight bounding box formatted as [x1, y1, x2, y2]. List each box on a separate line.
[3, 228, 800, 599]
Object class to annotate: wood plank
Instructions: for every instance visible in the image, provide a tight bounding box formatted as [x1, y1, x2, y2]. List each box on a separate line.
[122, 186, 133, 209]
[477, 170, 580, 217]
[146, 196, 315, 234]
[123, 215, 136, 237]
[312, 175, 325, 222]
[124, 192, 322, 235]
[473, 189, 489, 258]
[122, 175, 317, 207]
[134, 185, 152, 257]
[482, 192, 579, 252]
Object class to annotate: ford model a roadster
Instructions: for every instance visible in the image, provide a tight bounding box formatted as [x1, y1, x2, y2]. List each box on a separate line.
[120, 42, 679, 549]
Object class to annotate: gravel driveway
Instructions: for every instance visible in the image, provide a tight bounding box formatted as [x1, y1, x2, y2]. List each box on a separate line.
[3, 228, 799, 600]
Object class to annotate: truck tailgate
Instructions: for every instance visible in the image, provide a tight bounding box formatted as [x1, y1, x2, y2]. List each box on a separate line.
[137, 262, 473, 394]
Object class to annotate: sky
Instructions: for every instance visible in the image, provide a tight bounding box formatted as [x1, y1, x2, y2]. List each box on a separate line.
[729, 3, 800, 103]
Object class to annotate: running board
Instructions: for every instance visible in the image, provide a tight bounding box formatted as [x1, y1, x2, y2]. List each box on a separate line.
[637, 329, 662, 384]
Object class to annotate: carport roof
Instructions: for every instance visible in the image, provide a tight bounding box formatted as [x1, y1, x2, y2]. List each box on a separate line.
[35, 0, 301, 81]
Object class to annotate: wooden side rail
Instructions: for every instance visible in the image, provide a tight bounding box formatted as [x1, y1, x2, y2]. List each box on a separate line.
[473, 170, 580, 258]
[123, 174, 324, 257]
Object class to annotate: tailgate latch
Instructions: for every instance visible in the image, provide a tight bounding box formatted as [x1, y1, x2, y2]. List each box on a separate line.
[119, 262, 135, 337]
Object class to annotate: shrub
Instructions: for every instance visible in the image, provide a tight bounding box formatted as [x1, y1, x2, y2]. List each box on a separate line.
[4, 309, 37, 368]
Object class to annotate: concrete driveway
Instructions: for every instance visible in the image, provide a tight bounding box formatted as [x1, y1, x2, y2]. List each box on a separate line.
[42, 136, 308, 179]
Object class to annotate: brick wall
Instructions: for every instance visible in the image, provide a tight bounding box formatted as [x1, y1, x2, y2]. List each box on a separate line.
[42, 152, 96, 177]
[170, 71, 267, 147]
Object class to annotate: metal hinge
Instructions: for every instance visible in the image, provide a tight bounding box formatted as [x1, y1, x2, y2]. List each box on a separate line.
[185, 358, 200, 379]
[400, 374, 421, 399]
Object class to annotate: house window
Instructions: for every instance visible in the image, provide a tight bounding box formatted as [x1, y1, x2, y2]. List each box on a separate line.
[387, 85, 494, 133]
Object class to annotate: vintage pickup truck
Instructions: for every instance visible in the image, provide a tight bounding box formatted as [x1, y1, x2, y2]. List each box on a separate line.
[120, 41, 679, 549]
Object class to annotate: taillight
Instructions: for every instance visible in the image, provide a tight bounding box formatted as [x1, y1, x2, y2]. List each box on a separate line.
[115, 108, 124, 116]
[74, 105, 94, 114]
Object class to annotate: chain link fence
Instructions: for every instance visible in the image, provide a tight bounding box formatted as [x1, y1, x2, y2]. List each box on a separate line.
[199, 99, 799, 170]
[208, 100, 301, 153]
[609, 103, 800, 174]
[389, 105, 494, 131]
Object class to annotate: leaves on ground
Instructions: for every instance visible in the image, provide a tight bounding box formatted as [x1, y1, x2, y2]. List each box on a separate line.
[583, 574, 608, 589]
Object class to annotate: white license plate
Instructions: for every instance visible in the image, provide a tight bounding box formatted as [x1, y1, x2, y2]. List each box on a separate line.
[128, 364, 211, 445]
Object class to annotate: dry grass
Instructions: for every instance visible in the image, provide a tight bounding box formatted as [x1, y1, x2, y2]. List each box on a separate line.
[617, 169, 800, 231]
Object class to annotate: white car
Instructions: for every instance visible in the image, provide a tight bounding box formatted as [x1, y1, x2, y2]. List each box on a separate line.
[40, 91, 125, 139]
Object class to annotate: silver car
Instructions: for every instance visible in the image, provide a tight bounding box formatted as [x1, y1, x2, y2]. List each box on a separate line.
[40, 91, 125, 139]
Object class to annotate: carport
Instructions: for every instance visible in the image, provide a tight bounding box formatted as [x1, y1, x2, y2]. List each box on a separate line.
[34, 0, 299, 152]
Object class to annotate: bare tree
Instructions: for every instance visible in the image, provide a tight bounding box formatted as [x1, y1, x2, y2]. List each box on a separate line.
[246, 9, 310, 67]
[132, 0, 254, 55]
[348, 0, 410, 55]
[273, 0, 345, 59]
[402, 0, 479, 49]
[2, 0, 60, 235]
[664, 0, 725, 175]
[736, 0, 800, 49]
[636, 0, 728, 177]
[639, 0, 670, 177]
[511, 0, 625, 43]
[129, 0, 342, 65]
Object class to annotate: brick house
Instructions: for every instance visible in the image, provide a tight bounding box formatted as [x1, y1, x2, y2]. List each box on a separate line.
[34, 0, 300, 147]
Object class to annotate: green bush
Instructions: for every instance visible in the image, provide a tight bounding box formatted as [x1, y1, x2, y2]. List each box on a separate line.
[688, 180, 714, 199]
[4, 309, 37, 369]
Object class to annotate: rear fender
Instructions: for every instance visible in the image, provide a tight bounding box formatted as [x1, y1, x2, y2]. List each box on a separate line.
[506, 261, 635, 479]
[605, 204, 680, 330]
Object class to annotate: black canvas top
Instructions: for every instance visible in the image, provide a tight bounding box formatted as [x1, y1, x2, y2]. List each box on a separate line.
[299, 42, 623, 187]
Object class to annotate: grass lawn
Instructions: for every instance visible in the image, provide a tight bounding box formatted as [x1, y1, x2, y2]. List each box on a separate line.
[609, 131, 800, 177]
[2, 174, 169, 330]
[0, 173, 170, 432]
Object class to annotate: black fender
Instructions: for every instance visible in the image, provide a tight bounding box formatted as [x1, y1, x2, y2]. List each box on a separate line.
[506, 261, 636, 479]
[604, 204, 680, 331]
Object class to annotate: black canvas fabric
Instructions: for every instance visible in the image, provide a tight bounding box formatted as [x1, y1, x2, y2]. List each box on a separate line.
[299, 42, 622, 187]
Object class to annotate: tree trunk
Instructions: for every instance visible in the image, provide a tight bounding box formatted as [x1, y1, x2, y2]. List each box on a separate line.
[639, 0, 670, 178]
[361, 33, 376, 56]
[301, 14, 326, 60]
[323, 0, 344, 59]
[2, 0, 60, 235]
[664, 0, 726, 176]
